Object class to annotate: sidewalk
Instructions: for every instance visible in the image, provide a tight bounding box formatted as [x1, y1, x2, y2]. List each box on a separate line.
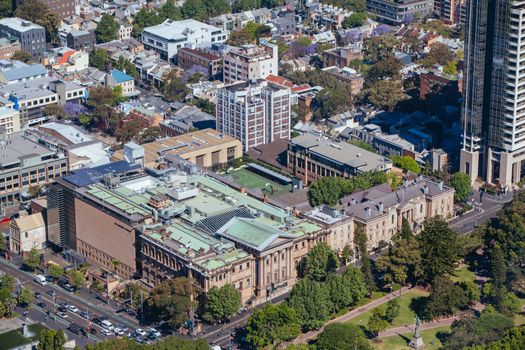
[293, 286, 414, 344]
[379, 316, 457, 338]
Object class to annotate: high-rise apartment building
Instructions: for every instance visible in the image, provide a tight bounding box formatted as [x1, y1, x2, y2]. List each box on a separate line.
[460, 0, 525, 188]
[216, 80, 291, 152]
[434, 0, 466, 25]
[223, 41, 278, 85]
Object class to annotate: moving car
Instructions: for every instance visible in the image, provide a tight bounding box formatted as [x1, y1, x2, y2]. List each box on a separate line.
[57, 312, 68, 318]
[101, 328, 112, 336]
[80, 311, 89, 319]
[135, 328, 147, 337]
[67, 305, 79, 313]
[47, 290, 56, 297]
[34, 275, 47, 286]
[148, 328, 161, 338]
[34, 292, 41, 299]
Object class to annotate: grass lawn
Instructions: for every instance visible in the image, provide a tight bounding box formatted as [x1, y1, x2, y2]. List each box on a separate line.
[450, 266, 477, 284]
[228, 168, 291, 197]
[348, 289, 429, 328]
[372, 326, 450, 350]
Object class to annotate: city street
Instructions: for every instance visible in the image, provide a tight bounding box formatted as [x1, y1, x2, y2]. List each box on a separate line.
[0, 257, 140, 346]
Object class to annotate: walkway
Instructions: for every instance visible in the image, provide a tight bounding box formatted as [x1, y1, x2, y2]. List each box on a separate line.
[379, 316, 457, 338]
[293, 286, 414, 344]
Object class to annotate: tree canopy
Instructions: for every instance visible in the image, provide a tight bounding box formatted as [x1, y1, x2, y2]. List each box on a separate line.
[15, 0, 59, 43]
[95, 14, 119, 43]
[391, 155, 420, 174]
[204, 284, 241, 323]
[144, 277, 194, 327]
[317, 322, 372, 350]
[297, 242, 338, 281]
[246, 303, 301, 348]
[450, 172, 472, 202]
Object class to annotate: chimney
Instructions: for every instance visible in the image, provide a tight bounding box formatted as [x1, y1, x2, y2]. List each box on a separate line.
[240, 186, 246, 194]
[423, 185, 428, 194]
[438, 181, 443, 190]
[365, 207, 371, 216]
[263, 193, 269, 203]
[378, 202, 384, 213]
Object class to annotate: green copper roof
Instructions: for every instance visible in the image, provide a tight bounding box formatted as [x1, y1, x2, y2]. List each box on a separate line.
[196, 249, 249, 271]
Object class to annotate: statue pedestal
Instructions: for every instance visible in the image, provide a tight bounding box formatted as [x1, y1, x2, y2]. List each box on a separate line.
[409, 335, 425, 349]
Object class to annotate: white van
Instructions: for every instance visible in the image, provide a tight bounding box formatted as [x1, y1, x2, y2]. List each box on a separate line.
[101, 320, 114, 331]
[34, 275, 47, 286]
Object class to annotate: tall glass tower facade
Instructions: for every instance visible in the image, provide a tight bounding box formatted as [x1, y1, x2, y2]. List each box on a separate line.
[461, 0, 525, 189]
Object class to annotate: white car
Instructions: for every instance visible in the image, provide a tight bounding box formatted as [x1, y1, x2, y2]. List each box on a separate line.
[114, 327, 125, 336]
[148, 328, 161, 338]
[135, 328, 147, 337]
[67, 305, 79, 313]
[101, 328, 112, 336]
[57, 312, 68, 318]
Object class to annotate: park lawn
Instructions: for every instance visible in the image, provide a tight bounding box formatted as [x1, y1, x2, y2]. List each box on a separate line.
[228, 168, 291, 197]
[450, 266, 477, 284]
[348, 289, 429, 329]
[372, 326, 450, 350]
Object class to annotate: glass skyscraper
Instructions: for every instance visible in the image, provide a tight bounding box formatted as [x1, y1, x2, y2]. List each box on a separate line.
[461, 0, 525, 189]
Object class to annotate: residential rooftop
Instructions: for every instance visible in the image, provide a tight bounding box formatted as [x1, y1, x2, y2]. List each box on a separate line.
[0, 17, 44, 32]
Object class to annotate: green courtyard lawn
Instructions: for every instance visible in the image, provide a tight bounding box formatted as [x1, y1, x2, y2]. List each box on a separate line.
[228, 168, 291, 197]
[348, 289, 429, 329]
[450, 266, 477, 284]
[372, 326, 450, 350]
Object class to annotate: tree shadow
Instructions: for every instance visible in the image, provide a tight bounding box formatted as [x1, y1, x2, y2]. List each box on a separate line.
[436, 330, 451, 345]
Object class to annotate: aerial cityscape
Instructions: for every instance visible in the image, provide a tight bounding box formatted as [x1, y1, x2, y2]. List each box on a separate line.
[0, 0, 523, 349]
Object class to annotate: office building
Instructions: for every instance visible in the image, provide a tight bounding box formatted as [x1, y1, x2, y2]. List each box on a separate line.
[16, 0, 75, 19]
[141, 19, 227, 62]
[0, 18, 46, 58]
[460, 0, 525, 188]
[366, 0, 434, 25]
[0, 130, 69, 205]
[0, 77, 86, 126]
[223, 42, 278, 84]
[287, 133, 393, 184]
[0, 104, 21, 136]
[216, 80, 291, 152]
[112, 129, 242, 169]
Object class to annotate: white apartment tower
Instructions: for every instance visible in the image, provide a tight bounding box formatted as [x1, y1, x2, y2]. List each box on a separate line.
[223, 41, 278, 85]
[216, 80, 291, 152]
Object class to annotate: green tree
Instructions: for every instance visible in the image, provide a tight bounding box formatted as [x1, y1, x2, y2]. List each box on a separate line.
[204, 284, 241, 323]
[384, 299, 400, 323]
[17, 286, 34, 307]
[0, 233, 6, 252]
[226, 28, 255, 46]
[159, 0, 181, 20]
[363, 35, 400, 63]
[367, 308, 388, 339]
[391, 155, 420, 174]
[95, 14, 119, 43]
[0, 0, 12, 17]
[443, 60, 459, 75]
[418, 217, 461, 283]
[341, 244, 353, 265]
[16, 0, 59, 43]
[139, 127, 164, 144]
[424, 276, 469, 320]
[47, 264, 63, 280]
[420, 43, 455, 67]
[363, 79, 405, 112]
[459, 280, 481, 304]
[67, 270, 85, 290]
[343, 12, 367, 28]
[89, 48, 111, 70]
[450, 172, 472, 202]
[145, 277, 193, 327]
[246, 303, 301, 348]
[298, 242, 338, 281]
[37, 329, 66, 350]
[114, 56, 139, 79]
[43, 104, 65, 119]
[12, 50, 32, 63]
[317, 322, 372, 350]
[500, 290, 521, 315]
[162, 70, 189, 102]
[288, 278, 332, 331]
[24, 248, 41, 272]
[355, 226, 375, 294]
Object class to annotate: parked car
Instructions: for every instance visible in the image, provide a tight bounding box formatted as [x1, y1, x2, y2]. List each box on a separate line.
[148, 328, 161, 338]
[57, 312, 68, 318]
[68, 323, 81, 335]
[80, 311, 89, 319]
[117, 324, 128, 332]
[135, 328, 147, 337]
[101, 328, 112, 336]
[46, 290, 56, 297]
[114, 327, 125, 336]
[62, 283, 76, 292]
[37, 302, 46, 308]
[34, 292, 41, 299]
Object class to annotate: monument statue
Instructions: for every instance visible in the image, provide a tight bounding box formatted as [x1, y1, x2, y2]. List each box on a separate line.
[409, 314, 424, 349]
